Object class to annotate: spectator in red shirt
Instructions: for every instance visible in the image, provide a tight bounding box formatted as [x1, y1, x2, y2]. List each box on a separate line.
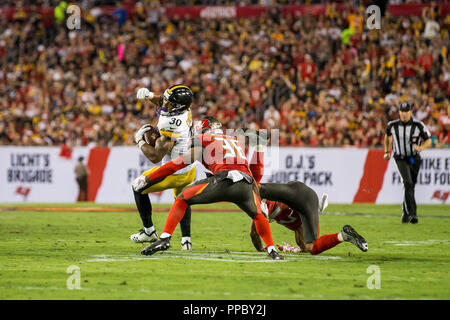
[298, 54, 316, 85]
[419, 46, 433, 80]
[399, 47, 419, 83]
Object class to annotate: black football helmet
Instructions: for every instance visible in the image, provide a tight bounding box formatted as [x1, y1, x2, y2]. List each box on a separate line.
[160, 84, 193, 115]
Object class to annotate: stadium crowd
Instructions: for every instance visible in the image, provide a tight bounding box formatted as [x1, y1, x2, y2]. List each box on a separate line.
[0, 0, 448, 148]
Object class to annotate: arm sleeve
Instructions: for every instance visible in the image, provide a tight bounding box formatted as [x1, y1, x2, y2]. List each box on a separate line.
[249, 151, 264, 185]
[419, 122, 431, 140]
[148, 156, 187, 181]
[385, 122, 392, 136]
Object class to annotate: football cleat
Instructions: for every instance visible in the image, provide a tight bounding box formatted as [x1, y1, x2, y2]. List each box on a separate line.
[409, 214, 418, 224]
[141, 237, 171, 256]
[401, 212, 411, 223]
[130, 228, 158, 243]
[319, 193, 329, 214]
[181, 240, 192, 251]
[268, 249, 285, 260]
[401, 203, 411, 223]
[341, 225, 368, 252]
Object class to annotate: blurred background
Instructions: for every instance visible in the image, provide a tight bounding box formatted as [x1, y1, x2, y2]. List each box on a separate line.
[0, 0, 448, 149]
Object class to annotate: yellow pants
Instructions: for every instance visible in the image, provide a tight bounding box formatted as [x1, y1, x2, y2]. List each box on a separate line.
[139, 166, 197, 198]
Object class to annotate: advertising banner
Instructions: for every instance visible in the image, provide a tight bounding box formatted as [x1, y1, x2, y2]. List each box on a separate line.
[0, 146, 448, 204]
[0, 146, 89, 203]
[377, 150, 450, 204]
[260, 147, 369, 204]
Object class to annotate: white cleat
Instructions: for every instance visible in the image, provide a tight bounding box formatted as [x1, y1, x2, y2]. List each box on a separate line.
[181, 240, 192, 251]
[319, 193, 328, 214]
[130, 229, 158, 243]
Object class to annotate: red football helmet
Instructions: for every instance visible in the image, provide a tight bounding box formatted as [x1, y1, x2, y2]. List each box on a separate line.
[194, 116, 222, 134]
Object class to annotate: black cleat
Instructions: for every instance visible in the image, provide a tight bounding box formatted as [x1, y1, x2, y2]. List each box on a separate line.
[401, 212, 411, 223]
[341, 225, 368, 252]
[409, 215, 418, 224]
[268, 250, 284, 260]
[401, 203, 411, 223]
[141, 237, 171, 256]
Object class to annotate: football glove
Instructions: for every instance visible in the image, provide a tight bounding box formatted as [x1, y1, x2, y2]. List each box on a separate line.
[132, 175, 150, 192]
[136, 88, 154, 100]
[276, 242, 302, 253]
[134, 124, 151, 144]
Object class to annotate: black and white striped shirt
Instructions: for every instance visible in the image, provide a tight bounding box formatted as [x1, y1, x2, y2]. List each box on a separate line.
[386, 118, 431, 158]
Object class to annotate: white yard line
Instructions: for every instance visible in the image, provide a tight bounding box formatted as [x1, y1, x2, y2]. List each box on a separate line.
[384, 240, 450, 246]
[86, 252, 342, 263]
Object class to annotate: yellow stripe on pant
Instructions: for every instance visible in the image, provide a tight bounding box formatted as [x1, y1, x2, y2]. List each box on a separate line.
[139, 166, 197, 197]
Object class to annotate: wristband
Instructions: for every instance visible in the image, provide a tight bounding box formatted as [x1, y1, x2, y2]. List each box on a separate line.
[137, 140, 146, 149]
[147, 92, 154, 100]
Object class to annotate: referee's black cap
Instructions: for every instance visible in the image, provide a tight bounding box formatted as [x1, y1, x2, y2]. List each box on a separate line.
[399, 102, 412, 112]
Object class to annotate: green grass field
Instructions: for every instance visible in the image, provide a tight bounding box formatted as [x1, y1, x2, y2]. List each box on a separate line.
[0, 203, 449, 300]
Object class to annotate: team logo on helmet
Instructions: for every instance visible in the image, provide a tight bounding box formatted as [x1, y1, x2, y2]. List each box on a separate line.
[195, 117, 222, 134]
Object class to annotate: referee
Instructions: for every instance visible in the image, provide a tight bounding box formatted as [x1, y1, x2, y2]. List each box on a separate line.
[384, 102, 432, 224]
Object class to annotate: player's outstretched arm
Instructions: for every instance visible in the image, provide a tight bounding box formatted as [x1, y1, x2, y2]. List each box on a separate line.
[250, 221, 265, 252]
[136, 88, 161, 106]
[145, 145, 202, 183]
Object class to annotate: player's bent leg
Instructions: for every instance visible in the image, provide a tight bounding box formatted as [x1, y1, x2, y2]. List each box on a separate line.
[234, 182, 283, 260]
[131, 167, 163, 243]
[173, 167, 196, 250]
[131, 186, 158, 243]
[143, 173, 284, 259]
[135, 166, 196, 194]
[260, 181, 320, 243]
[158, 177, 214, 240]
[310, 234, 341, 255]
[179, 206, 192, 250]
[251, 213, 283, 260]
[295, 226, 368, 255]
[133, 167, 196, 247]
[141, 176, 204, 256]
[260, 181, 318, 212]
[141, 197, 189, 256]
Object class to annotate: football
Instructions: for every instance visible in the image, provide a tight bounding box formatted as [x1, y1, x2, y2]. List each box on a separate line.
[144, 126, 161, 147]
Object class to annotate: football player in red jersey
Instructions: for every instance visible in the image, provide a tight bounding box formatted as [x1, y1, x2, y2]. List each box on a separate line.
[248, 147, 368, 255]
[132, 117, 284, 260]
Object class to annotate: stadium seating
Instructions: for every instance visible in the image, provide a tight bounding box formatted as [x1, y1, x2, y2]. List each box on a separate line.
[0, 0, 448, 147]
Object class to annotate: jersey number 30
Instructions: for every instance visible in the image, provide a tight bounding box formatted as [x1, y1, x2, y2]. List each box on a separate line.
[169, 118, 182, 126]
